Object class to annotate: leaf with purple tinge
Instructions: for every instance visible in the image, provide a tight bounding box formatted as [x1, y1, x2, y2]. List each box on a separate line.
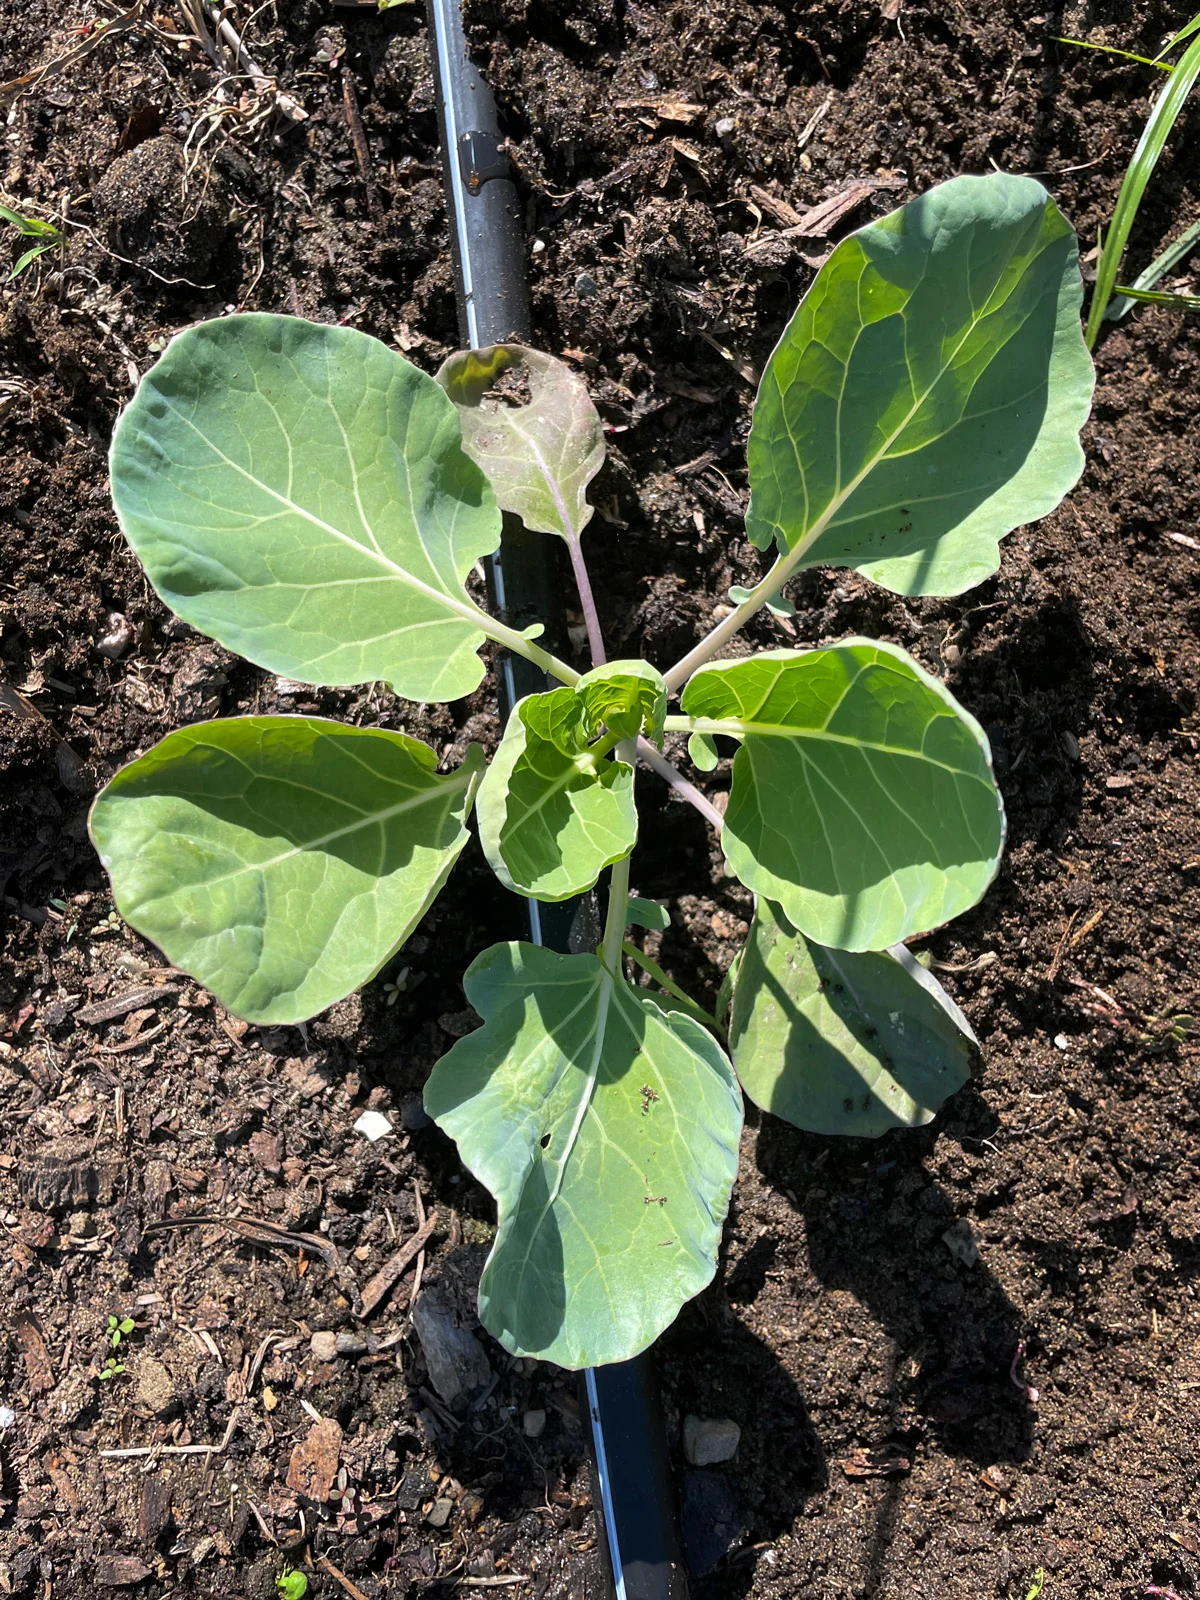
[437, 344, 605, 545]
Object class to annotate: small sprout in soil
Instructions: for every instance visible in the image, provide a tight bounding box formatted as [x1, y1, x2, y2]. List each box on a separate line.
[382, 967, 410, 1006]
[98, 1357, 126, 1382]
[1024, 1571, 1046, 1600]
[0, 202, 63, 280]
[107, 1314, 135, 1349]
[275, 1565, 308, 1600]
[91, 173, 1095, 1370]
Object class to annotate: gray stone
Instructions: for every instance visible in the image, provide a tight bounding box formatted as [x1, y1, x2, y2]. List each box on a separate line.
[426, 1497, 453, 1528]
[683, 1414, 741, 1466]
[411, 1292, 492, 1407]
[523, 1408, 546, 1439]
[942, 1219, 980, 1267]
[310, 1331, 339, 1362]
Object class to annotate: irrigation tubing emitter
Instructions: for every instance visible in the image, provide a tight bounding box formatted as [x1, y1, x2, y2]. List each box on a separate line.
[424, 2, 690, 1595]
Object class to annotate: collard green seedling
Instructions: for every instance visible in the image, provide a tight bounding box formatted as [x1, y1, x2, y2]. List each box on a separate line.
[92, 174, 1094, 1368]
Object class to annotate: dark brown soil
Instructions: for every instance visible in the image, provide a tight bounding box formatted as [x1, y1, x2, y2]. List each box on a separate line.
[2, 2, 1199, 1598]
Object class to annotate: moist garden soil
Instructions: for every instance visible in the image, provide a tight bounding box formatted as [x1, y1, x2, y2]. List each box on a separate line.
[2, 0, 1199, 1596]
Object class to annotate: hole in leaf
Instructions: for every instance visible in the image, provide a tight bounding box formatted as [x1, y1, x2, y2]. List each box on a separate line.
[539, 1132, 552, 1149]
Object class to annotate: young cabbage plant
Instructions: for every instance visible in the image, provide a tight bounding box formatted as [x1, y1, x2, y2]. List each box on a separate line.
[91, 173, 1093, 1369]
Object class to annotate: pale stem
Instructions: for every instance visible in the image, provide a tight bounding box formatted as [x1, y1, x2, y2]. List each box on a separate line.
[482, 611, 581, 687]
[661, 546, 794, 693]
[621, 940, 724, 1036]
[598, 737, 637, 972]
[565, 535, 607, 667]
[660, 495, 844, 694]
[636, 737, 725, 833]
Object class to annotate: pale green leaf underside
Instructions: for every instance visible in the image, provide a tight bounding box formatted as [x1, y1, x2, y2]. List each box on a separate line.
[730, 898, 976, 1136]
[110, 314, 502, 702]
[625, 897, 670, 931]
[476, 689, 635, 902]
[746, 173, 1094, 596]
[688, 732, 720, 772]
[424, 942, 742, 1367]
[89, 717, 482, 1024]
[437, 344, 604, 543]
[681, 640, 1005, 951]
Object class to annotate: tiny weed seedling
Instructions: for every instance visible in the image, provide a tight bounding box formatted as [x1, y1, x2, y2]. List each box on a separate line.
[107, 1314, 135, 1348]
[98, 1357, 126, 1382]
[91, 175, 1095, 1367]
[0, 203, 62, 281]
[275, 1566, 308, 1600]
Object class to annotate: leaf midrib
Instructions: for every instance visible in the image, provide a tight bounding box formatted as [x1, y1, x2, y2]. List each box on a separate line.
[675, 716, 987, 782]
[764, 221, 1060, 562]
[144, 389, 490, 635]
[115, 766, 474, 908]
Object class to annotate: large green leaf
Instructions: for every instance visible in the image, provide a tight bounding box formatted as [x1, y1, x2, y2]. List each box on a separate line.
[476, 687, 636, 902]
[110, 315, 504, 702]
[89, 717, 483, 1024]
[730, 898, 976, 1135]
[436, 344, 604, 543]
[746, 174, 1093, 597]
[424, 942, 742, 1367]
[679, 640, 1005, 950]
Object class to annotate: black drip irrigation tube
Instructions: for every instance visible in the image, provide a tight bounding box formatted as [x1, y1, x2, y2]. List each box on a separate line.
[425, 3, 690, 1597]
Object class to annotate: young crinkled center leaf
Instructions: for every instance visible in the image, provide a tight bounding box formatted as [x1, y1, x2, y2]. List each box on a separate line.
[423, 942, 743, 1368]
[745, 173, 1094, 597]
[679, 639, 1005, 950]
[730, 898, 976, 1136]
[476, 686, 637, 903]
[575, 659, 667, 744]
[109, 315, 505, 703]
[436, 344, 604, 544]
[89, 718, 484, 1024]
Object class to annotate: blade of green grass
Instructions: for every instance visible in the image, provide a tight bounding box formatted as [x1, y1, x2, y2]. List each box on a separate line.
[1154, 9, 1200, 61]
[1085, 27, 1200, 347]
[1107, 213, 1200, 317]
[1110, 282, 1200, 310]
[1053, 36, 1172, 70]
[0, 203, 59, 237]
[9, 242, 56, 279]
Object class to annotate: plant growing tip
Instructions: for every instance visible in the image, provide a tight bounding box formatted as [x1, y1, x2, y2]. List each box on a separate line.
[91, 173, 1094, 1367]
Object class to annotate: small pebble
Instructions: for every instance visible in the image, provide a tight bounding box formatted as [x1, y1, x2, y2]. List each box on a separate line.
[426, 1497, 454, 1528]
[400, 1095, 432, 1131]
[353, 1109, 394, 1143]
[95, 612, 134, 660]
[310, 1331, 339, 1362]
[941, 1219, 980, 1268]
[0, 1404, 15, 1430]
[683, 1414, 741, 1466]
[523, 1408, 547, 1439]
[574, 271, 600, 297]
